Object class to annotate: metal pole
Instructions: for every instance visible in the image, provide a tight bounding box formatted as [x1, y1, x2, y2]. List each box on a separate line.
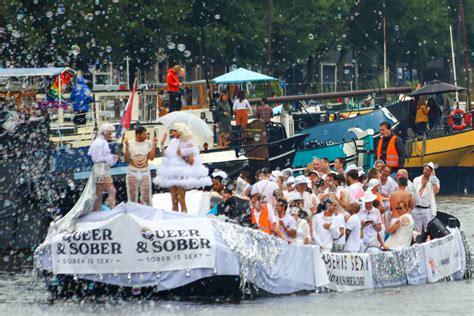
[383, 17, 388, 89]
[126, 56, 130, 90]
[459, 2, 471, 110]
[449, 25, 459, 103]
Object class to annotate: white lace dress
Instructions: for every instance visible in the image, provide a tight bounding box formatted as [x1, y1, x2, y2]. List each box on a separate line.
[153, 138, 212, 189]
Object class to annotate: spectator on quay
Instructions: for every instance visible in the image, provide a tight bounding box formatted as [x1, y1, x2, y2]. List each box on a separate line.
[255, 98, 273, 124]
[275, 199, 297, 241]
[344, 202, 362, 253]
[385, 201, 415, 250]
[376, 121, 405, 173]
[233, 90, 253, 129]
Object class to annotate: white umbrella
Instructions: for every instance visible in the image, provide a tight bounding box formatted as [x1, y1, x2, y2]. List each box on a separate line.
[158, 111, 213, 144]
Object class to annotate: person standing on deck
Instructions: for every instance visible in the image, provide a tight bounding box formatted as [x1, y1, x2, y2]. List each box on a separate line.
[412, 162, 440, 233]
[124, 126, 157, 206]
[88, 123, 118, 211]
[376, 121, 406, 173]
[255, 98, 273, 124]
[215, 93, 232, 148]
[166, 65, 185, 112]
[233, 91, 253, 129]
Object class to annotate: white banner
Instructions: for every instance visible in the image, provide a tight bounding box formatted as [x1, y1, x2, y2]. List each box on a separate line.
[422, 232, 461, 283]
[321, 252, 374, 292]
[51, 213, 216, 274]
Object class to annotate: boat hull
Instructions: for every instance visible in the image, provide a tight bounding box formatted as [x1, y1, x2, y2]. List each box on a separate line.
[298, 100, 413, 145]
[404, 129, 474, 194]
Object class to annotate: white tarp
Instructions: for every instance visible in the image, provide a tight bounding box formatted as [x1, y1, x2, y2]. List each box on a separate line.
[422, 232, 461, 283]
[321, 252, 374, 292]
[51, 209, 216, 274]
[153, 190, 210, 216]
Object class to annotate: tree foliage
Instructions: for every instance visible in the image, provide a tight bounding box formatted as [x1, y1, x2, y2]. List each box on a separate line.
[1, 0, 472, 85]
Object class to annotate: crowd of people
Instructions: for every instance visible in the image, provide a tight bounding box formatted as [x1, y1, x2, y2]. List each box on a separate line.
[209, 156, 439, 253]
[88, 113, 440, 254]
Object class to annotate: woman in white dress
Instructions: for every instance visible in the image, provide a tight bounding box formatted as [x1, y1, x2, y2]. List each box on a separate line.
[154, 122, 211, 212]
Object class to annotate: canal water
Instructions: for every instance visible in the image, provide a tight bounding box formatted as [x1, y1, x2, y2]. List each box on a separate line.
[1, 196, 473, 315]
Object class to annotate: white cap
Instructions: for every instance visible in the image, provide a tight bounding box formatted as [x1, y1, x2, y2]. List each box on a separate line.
[294, 175, 308, 186]
[424, 162, 437, 170]
[345, 164, 359, 173]
[367, 178, 379, 191]
[271, 170, 283, 178]
[287, 192, 303, 202]
[212, 170, 228, 179]
[360, 190, 377, 203]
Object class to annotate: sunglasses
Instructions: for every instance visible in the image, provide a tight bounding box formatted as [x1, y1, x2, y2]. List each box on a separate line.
[395, 207, 403, 210]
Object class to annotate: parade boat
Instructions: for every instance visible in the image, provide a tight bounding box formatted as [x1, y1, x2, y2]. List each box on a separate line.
[34, 200, 472, 302]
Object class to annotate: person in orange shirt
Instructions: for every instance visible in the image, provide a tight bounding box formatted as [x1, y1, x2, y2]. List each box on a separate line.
[232, 91, 253, 128]
[166, 65, 185, 112]
[376, 121, 406, 173]
[250, 193, 286, 239]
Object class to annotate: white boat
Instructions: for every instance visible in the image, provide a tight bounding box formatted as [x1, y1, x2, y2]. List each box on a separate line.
[34, 190, 472, 302]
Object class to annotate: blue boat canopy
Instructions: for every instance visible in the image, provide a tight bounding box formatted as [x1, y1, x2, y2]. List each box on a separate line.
[0, 67, 74, 77]
[213, 67, 277, 84]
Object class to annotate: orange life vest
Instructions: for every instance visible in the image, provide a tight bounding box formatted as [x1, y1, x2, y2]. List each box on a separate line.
[376, 135, 400, 168]
[251, 205, 272, 234]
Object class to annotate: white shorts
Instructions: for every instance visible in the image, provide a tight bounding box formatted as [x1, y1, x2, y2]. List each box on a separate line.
[93, 163, 112, 183]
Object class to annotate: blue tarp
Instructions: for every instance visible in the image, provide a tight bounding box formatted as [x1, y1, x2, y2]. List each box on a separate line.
[213, 67, 277, 84]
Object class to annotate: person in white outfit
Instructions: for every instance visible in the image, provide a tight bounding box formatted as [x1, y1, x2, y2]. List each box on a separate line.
[385, 200, 415, 249]
[124, 126, 156, 206]
[412, 162, 440, 233]
[88, 123, 118, 211]
[154, 122, 212, 212]
[344, 202, 362, 253]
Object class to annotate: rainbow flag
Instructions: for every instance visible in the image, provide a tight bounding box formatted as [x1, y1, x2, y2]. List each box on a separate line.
[38, 71, 75, 109]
